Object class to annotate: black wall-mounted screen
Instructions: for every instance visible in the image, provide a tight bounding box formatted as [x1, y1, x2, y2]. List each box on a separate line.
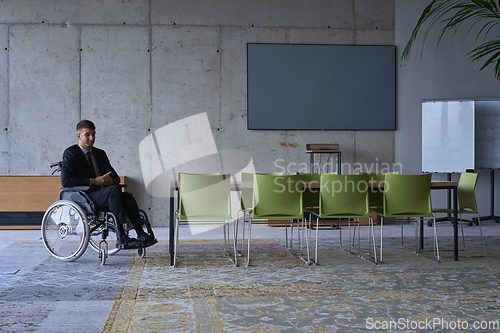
[247, 43, 396, 130]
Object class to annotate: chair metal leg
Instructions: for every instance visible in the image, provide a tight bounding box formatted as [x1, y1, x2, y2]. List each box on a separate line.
[232, 219, 238, 266]
[241, 212, 246, 254]
[304, 215, 311, 265]
[339, 219, 343, 248]
[174, 215, 180, 267]
[432, 216, 440, 261]
[415, 217, 419, 254]
[348, 219, 353, 254]
[296, 219, 302, 255]
[459, 214, 466, 251]
[380, 217, 384, 263]
[357, 218, 361, 257]
[235, 211, 246, 257]
[223, 223, 228, 254]
[400, 218, 404, 248]
[477, 215, 485, 257]
[285, 219, 289, 250]
[368, 218, 372, 256]
[246, 218, 252, 268]
[297, 219, 304, 258]
[370, 217, 378, 263]
[314, 217, 320, 265]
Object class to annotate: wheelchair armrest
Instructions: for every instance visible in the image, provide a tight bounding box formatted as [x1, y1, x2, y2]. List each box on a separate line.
[59, 187, 95, 215]
[60, 186, 91, 192]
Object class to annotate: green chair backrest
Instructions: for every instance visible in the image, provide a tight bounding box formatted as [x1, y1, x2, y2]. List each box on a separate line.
[296, 172, 337, 208]
[360, 172, 399, 207]
[457, 172, 478, 213]
[252, 174, 303, 219]
[319, 173, 370, 218]
[240, 172, 283, 212]
[177, 172, 220, 212]
[296, 172, 321, 208]
[383, 173, 432, 217]
[178, 173, 231, 220]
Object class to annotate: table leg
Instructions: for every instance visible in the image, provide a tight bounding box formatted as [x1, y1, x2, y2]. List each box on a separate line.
[453, 186, 458, 261]
[338, 152, 341, 175]
[420, 217, 424, 250]
[169, 188, 175, 266]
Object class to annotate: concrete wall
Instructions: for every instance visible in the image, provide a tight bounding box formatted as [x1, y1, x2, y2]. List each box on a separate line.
[0, 0, 395, 226]
[396, 0, 500, 216]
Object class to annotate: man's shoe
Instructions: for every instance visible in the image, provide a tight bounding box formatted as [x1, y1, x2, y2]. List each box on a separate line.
[116, 235, 142, 248]
[137, 233, 157, 247]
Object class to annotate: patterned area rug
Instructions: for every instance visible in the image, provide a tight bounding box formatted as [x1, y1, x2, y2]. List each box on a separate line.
[102, 239, 500, 332]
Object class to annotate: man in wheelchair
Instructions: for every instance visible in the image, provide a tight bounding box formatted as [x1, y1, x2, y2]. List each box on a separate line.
[61, 119, 156, 249]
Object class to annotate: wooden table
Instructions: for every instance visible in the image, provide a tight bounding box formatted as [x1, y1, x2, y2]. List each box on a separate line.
[168, 180, 460, 265]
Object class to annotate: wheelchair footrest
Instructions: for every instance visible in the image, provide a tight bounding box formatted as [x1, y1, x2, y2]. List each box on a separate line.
[143, 238, 158, 248]
[117, 238, 158, 250]
[117, 243, 142, 250]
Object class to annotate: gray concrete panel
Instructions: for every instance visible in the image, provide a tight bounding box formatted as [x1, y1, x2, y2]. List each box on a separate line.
[151, 26, 221, 126]
[0, 25, 8, 174]
[220, 27, 288, 173]
[150, 26, 222, 224]
[81, 25, 152, 210]
[288, 28, 355, 45]
[0, 0, 149, 25]
[9, 24, 80, 175]
[355, 131, 396, 173]
[355, 0, 395, 30]
[356, 29, 395, 45]
[152, 0, 353, 29]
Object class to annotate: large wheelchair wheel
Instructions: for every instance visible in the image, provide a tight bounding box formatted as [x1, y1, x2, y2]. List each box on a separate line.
[41, 200, 90, 262]
[88, 218, 120, 256]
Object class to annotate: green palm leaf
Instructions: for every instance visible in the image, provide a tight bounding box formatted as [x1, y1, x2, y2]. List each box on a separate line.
[401, 0, 500, 80]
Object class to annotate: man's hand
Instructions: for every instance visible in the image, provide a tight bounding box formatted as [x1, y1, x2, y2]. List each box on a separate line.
[91, 171, 114, 187]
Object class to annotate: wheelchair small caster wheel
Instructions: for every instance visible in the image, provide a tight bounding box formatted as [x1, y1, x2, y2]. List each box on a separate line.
[138, 247, 146, 258]
[100, 249, 106, 265]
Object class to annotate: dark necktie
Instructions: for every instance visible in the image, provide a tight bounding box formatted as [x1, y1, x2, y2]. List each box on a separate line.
[86, 151, 97, 178]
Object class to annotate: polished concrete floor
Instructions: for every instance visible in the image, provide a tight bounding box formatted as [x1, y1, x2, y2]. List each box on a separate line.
[0, 220, 499, 332]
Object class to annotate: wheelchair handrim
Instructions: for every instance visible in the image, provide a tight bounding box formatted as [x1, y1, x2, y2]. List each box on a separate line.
[41, 200, 90, 262]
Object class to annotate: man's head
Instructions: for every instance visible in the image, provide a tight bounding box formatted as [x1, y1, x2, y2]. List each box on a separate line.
[76, 120, 96, 150]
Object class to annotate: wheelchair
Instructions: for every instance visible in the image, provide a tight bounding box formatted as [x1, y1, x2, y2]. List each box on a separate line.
[41, 162, 156, 265]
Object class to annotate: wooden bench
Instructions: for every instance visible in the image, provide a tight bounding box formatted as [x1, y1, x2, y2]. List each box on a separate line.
[0, 176, 126, 229]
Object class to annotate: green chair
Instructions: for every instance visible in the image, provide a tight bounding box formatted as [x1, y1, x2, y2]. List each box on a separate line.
[295, 172, 321, 256]
[432, 172, 485, 257]
[313, 173, 377, 264]
[360, 172, 399, 208]
[372, 173, 437, 262]
[296, 172, 321, 212]
[360, 172, 400, 251]
[246, 174, 304, 267]
[238, 172, 283, 254]
[296, 172, 341, 254]
[175, 173, 237, 267]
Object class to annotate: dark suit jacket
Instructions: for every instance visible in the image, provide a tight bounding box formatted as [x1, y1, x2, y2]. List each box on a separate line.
[61, 144, 120, 188]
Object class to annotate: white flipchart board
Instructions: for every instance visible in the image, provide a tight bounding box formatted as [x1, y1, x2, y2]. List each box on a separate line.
[422, 100, 475, 173]
[475, 100, 500, 169]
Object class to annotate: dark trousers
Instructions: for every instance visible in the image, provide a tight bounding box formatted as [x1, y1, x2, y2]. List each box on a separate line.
[87, 185, 144, 237]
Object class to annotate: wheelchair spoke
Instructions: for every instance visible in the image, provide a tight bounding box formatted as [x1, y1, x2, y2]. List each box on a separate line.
[41, 200, 90, 262]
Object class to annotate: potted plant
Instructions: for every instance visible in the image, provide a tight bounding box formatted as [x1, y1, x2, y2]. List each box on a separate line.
[401, 0, 500, 80]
